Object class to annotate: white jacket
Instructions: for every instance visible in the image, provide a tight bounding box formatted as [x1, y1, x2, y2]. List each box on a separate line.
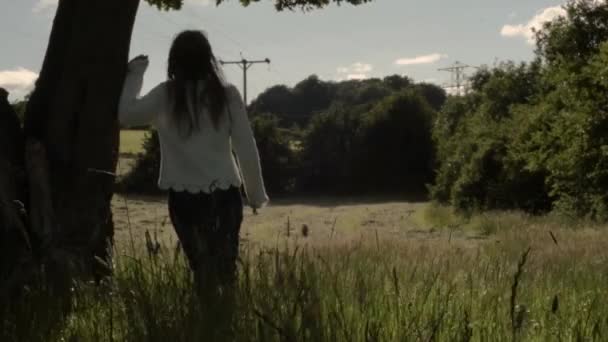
[118, 60, 268, 209]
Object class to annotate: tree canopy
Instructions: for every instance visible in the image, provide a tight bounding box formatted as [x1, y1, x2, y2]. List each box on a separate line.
[145, 0, 371, 11]
[121, 73, 444, 197]
[248, 74, 430, 127]
[431, 0, 608, 220]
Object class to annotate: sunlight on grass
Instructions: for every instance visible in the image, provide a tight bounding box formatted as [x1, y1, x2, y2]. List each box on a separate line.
[120, 130, 147, 156]
[3, 214, 608, 341]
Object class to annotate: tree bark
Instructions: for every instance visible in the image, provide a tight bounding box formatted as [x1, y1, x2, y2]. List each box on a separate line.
[0, 89, 30, 295]
[23, 0, 141, 273]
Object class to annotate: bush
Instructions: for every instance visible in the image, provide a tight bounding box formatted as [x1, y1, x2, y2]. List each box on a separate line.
[299, 90, 438, 197]
[430, 0, 608, 220]
[250, 114, 299, 194]
[248, 74, 415, 128]
[119, 78, 442, 198]
[430, 62, 551, 214]
[117, 130, 162, 195]
[355, 90, 436, 196]
[298, 104, 362, 193]
[514, 42, 608, 220]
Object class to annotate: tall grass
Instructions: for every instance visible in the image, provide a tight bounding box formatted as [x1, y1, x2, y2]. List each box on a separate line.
[2, 215, 608, 341]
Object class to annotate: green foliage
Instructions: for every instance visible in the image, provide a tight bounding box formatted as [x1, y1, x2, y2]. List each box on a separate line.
[248, 74, 337, 127]
[431, 0, 608, 220]
[290, 75, 335, 124]
[413, 82, 447, 112]
[248, 85, 295, 122]
[118, 130, 162, 195]
[431, 62, 550, 214]
[514, 0, 608, 220]
[145, 0, 371, 11]
[250, 113, 298, 193]
[536, 0, 608, 68]
[145, 0, 184, 10]
[121, 75, 442, 197]
[383, 74, 413, 91]
[356, 90, 436, 195]
[297, 89, 438, 196]
[249, 75, 414, 127]
[298, 104, 362, 193]
[336, 78, 391, 106]
[514, 42, 608, 220]
[236, 0, 372, 11]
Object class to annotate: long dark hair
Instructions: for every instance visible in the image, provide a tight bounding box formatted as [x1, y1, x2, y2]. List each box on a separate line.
[168, 30, 228, 136]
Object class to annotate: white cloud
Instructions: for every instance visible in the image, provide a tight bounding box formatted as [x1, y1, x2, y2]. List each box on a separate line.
[336, 62, 373, 80]
[348, 62, 373, 74]
[33, 0, 57, 13]
[501, 5, 566, 44]
[0, 68, 38, 101]
[395, 53, 447, 66]
[346, 74, 367, 80]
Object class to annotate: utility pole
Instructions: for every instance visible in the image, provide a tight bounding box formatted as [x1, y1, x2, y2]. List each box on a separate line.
[220, 57, 271, 105]
[438, 61, 477, 96]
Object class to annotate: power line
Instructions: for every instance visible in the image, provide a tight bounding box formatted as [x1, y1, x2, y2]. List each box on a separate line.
[180, 10, 250, 54]
[149, 9, 241, 60]
[438, 61, 478, 96]
[147, 10, 284, 101]
[220, 57, 271, 105]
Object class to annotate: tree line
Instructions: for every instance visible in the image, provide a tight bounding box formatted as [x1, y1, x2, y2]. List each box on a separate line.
[121, 0, 608, 221]
[432, 0, 608, 220]
[120, 75, 445, 198]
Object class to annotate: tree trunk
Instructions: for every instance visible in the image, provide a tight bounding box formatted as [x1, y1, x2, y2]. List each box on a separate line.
[23, 0, 141, 273]
[0, 90, 30, 292]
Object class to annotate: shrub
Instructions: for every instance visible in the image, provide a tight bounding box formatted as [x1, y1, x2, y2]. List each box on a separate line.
[355, 90, 436, 196]
[117, 130, 162, 195]
[299, 89, 438, 197]
[514, 42, 608, 220]
[298, 104, 362, 193]
[250, 114, 299, 194]
[430, 62, 551, 214]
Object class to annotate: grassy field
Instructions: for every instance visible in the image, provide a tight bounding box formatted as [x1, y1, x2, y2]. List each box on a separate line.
[3, 197, 608, 341]
[120, 129, 147, 156]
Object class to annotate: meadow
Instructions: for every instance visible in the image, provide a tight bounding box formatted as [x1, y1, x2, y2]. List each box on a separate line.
[5, 1, 608, 341]
[119, 129, 147, 156]
[4, 194, 608, 341]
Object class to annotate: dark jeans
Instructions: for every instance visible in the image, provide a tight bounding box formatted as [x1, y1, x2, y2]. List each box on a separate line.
[168, 186, 243, 337]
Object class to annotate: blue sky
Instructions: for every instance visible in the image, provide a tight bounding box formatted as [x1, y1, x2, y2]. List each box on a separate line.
[1, 0, 566, 102]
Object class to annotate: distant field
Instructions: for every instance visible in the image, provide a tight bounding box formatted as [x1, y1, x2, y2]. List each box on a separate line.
[119, 129, 147, 155]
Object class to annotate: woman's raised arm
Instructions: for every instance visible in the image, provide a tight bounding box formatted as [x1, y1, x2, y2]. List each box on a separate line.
[119, 56, 167, 127]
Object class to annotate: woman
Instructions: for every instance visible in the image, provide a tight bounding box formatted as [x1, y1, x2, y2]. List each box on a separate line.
[118, 30, 268, 296]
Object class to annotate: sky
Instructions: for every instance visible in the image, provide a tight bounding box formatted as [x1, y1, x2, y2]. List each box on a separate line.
[0, 0, 569, 103]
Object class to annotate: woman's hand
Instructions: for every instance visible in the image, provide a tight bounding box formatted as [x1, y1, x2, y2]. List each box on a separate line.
[128, 55, 149, 72]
